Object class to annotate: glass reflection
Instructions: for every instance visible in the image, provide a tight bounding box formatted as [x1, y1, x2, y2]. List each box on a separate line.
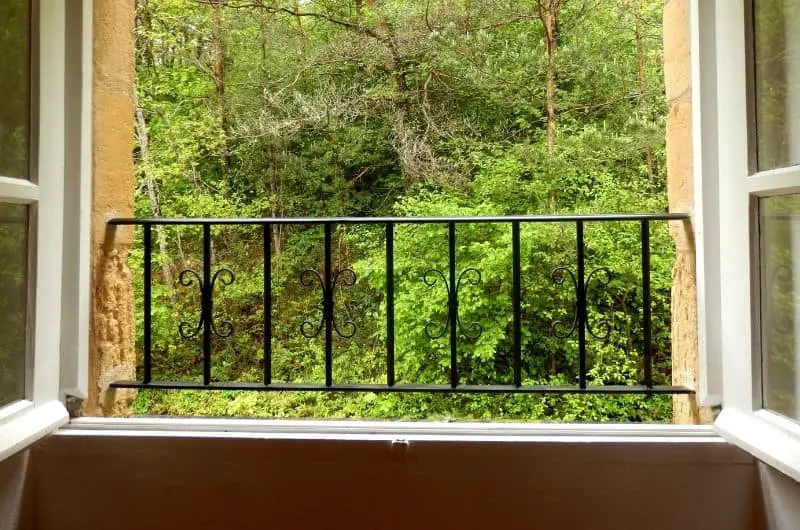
[0, 205, 28, 406]
[753, 0, 800, 171]
[0, 0, 31, 180]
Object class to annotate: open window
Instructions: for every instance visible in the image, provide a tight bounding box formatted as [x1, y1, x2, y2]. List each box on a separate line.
[702, 0, 800, 482]
[0, 0, 79, 462]
[11, 0, 800, 472]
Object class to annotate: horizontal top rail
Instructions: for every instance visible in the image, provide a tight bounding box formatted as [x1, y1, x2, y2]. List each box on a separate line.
[107, 212, 690, 226]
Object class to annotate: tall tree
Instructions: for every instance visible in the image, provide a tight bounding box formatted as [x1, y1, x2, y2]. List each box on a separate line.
[134, 93, 174, 291]
[537, 0, 562, 157]
[632, 0, 655, 180]
[210, 0, 230, 179]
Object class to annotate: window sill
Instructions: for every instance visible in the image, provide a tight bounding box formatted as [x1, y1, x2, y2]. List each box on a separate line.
[715, 407, 800, 483]
[0, 400, 69, 463]
[63, 417, 721, 444]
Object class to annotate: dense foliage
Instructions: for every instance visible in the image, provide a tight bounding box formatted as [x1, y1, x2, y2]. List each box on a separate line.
[132, 0, 675, 421]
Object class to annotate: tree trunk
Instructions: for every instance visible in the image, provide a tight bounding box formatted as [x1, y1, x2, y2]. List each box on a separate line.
[267, 144, 283, 257]
[370, 1, 406, 93]
[634, 1, 655, 182]
[540, 0, 560, 211]
[259, 8, 267, 63]
[210, 0, 230, 180]
[544, 2, 557, 158]
[134, 94, 175, 292]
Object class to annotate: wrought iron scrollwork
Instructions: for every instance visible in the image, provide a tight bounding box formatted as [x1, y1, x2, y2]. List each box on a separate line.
[177, 267, 235, 339]
[550, 267, 578, 339]
[300, 267, 357, 339]
[423, 267, 483, 341]
[423, 270, 449, 339]
[300, 269, 325, 339]
[585, 267, 613, 340]
[332, 269, 357, 338]
[550, 265, 614, 341]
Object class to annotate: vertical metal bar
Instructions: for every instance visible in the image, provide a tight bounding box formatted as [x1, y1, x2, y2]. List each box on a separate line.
[202, 223, 212, 386]
[263, 223, 272, 386]
[641, 220, 653, 389]
[576, 221, 587, 389]
[143, 224, 152, 384]
[448, 222, 458, 388]
[512, 221, 522, 387]
[386, 222, 395, 387]
[324, 222, 333, 387]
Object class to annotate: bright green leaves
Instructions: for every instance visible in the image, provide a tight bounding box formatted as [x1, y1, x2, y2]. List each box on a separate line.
[131, 0, 674, 422]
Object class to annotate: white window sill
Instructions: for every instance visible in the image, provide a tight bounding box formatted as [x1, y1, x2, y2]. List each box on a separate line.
[0, 401, 69, 463]
[62, 417, 722, 444]
[715, 407, 800, 483]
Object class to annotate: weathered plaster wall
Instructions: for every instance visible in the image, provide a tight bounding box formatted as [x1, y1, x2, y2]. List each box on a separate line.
[663, 0, 711, 424]
[85, 0, 136, 416]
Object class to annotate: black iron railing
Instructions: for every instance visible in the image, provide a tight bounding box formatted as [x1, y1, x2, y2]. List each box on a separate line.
[108, 213, 693, 395]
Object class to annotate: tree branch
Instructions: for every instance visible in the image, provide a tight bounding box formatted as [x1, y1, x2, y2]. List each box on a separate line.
[192, 0, 389, 44]
[465, 14, 539, 33]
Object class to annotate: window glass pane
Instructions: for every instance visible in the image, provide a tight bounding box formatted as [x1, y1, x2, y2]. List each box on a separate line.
[0, 204, 28, 406]
[0, 0, 31, 180]
[753, 0, 800, 171]
[760, 194, 800, 418]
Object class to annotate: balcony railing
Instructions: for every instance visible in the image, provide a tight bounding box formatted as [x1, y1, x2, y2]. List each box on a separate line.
[108, 213, 693, 395]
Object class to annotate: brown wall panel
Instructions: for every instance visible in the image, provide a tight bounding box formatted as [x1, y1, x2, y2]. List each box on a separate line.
[28, 435, 764, 530]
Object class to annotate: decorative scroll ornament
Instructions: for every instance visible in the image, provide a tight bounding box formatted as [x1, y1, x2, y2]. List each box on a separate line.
[300, 267, 357, 339]
[178, 268, 235, 339]
[585, 267, 613, 340]
[550, 266, 614, 340]
[550, 266, 578, 339]
[423, 267, 483, 341]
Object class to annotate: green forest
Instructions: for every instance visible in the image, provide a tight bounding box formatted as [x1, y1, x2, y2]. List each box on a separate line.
[131, 0, 677, 422]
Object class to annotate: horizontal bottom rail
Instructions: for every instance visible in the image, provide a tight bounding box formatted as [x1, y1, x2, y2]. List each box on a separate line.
[110, 381, 693, 394]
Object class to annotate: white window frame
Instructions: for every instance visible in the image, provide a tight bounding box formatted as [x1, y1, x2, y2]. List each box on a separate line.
[699, 0, 800, 482]
[690, 0, 723, 407]
[60, 0, 92, 401]
[0, 0, 76, 463]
